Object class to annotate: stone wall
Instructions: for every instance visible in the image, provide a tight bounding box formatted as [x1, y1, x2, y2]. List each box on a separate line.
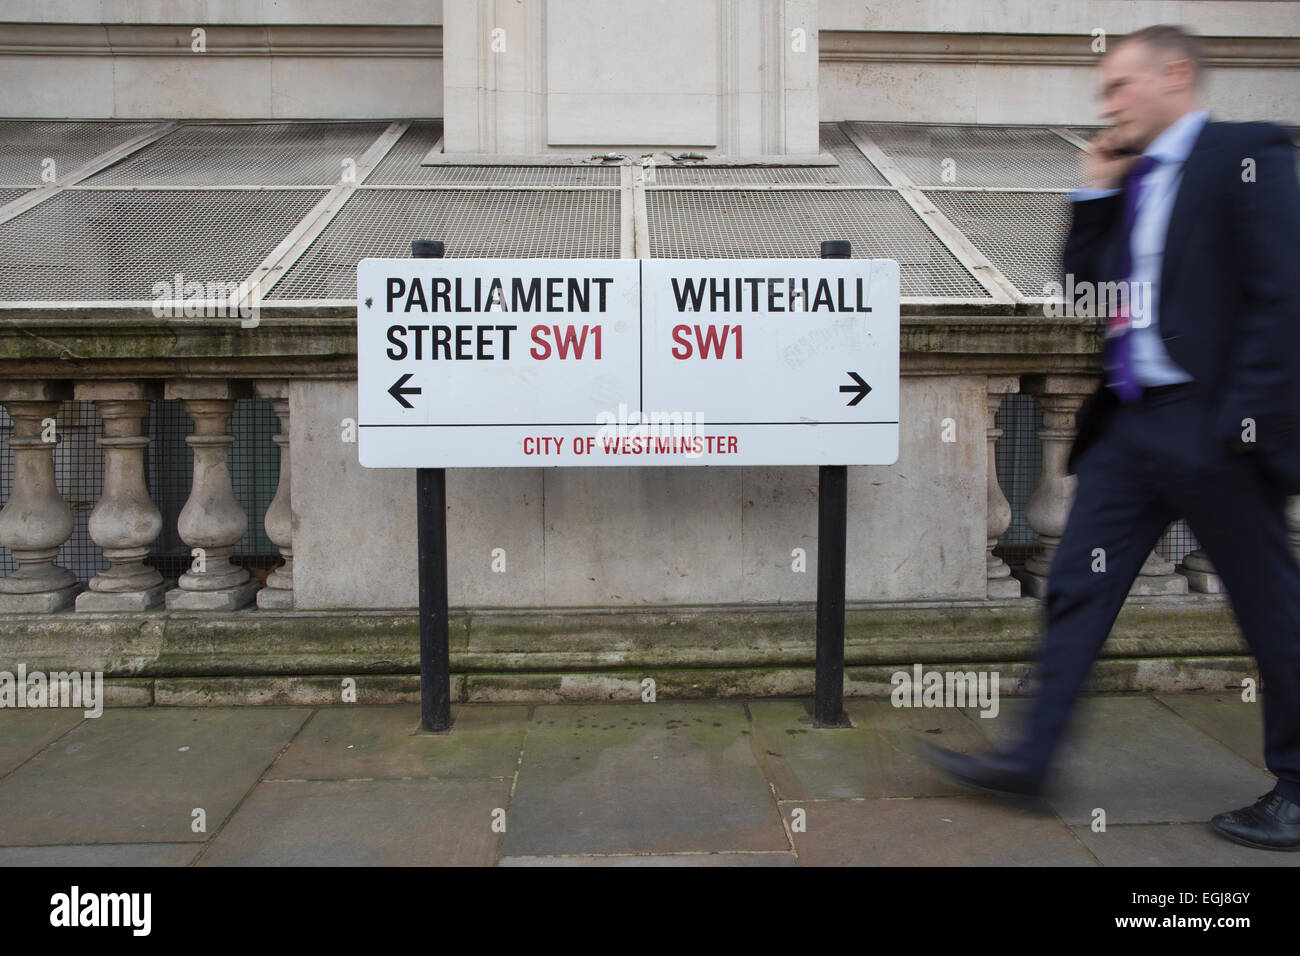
[291, 374, 987, 609]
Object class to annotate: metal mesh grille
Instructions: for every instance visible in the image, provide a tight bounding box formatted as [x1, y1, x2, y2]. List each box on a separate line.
[1066, 127, 1104, 144]
[850, 123, 1084, 188]
[994, 393, 1042, 558]
[1160, 520, 1200, 566]
[927, 190, 1072, 298]
[83, 122, 390, 187]
[267, 189, 621, 300]
[53, 402, 107, 582]
[0, 121, 155, 187]
[366, 122, 620, 186]
[645, 189, 988, 298]
[0, 189, 327, 300]
[653, 123, 890, 186]
[0, 407, 11, 578]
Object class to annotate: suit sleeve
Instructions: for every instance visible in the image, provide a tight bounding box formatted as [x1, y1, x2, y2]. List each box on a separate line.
[1061, 192, 1122, 290]
[1059, 193, 1122, 475]
[1215, 124, 1300, 448]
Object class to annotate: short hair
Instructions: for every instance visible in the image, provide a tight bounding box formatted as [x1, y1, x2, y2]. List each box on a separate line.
[1116, 24, 1206, 86]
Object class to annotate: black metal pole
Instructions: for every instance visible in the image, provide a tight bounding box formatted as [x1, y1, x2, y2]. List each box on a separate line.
[815, 240, 851, 727]
[412, 239, 451, 732]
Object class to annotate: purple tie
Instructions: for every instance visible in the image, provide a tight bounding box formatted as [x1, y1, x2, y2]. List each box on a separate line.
[1103, 154, 1159, 402]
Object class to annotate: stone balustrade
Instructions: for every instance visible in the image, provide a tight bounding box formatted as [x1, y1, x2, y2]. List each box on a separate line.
[0, 377, 294, 613]
[1, 313, 1297, 617]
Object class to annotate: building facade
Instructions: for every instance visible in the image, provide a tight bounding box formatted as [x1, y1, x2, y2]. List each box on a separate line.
[1, 1, 1297, 704]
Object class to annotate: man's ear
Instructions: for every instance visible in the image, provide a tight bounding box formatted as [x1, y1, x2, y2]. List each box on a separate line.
[1160, 57, 1196, 94]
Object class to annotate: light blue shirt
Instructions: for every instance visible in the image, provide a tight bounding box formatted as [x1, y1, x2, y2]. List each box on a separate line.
[1070, 109, 1209, 386]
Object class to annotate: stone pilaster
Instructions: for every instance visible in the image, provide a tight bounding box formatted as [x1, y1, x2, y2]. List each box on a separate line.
[0, 382, 81, 611]
[255, 382, 293, 609]
[74, 382, 166, 611]
[164, 382, 258, 610]
[986, 376, 1020, 598]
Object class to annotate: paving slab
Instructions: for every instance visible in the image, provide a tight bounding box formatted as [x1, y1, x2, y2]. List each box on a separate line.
[500, 852, 796, 866]
[0, 708, 311, 845]
[749, 698, 991, 799]
[1154, 693, 1267, 771]
[968, 696, 1275, 825]
[783, 796, 1096, 866]
[501, 701, 788, 856]
[1072, 822, 1300, 866]
[0, 843, 199, 866]
[266, 704, 529, 780]
[0, 710, 85, 776]
[197, 778, 510, 866]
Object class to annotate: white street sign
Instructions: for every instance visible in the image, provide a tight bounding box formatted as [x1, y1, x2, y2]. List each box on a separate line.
[357, 257, 899, 468]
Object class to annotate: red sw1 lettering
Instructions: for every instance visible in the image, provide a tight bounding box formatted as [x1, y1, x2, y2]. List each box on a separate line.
[529, 324, 602, 360]
[670, 324, 743, 359]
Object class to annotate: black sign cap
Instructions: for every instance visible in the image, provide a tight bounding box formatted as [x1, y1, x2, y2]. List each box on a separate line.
[411, 239, 445, 259]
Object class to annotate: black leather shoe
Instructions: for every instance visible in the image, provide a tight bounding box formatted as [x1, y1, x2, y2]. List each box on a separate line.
[919, 741, 1043, 797]
[1210, 790, 1300, 851]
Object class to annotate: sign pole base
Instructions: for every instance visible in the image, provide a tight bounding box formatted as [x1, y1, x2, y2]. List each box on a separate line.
[417, 466, 452, 732]
[814, 463, 850, 727]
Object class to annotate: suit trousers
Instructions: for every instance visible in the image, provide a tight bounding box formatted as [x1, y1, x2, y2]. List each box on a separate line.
[1005, 382, 1300, 803]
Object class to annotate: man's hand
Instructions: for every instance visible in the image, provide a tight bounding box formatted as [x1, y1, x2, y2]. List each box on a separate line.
[1081, 127, 1140, 190]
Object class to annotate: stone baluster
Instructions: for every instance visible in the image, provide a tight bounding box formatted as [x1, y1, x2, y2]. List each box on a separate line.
[1130, 543, 1187, 594]
[0, 382, 81, 611]
[74, 382, 166, 611]
[986, 376, 1020, 597]
[164, 382, 259, 610]
[1177, 547, 1222, 593]
[255, 382, 293, 609]
[1017, 375, 1093, 598]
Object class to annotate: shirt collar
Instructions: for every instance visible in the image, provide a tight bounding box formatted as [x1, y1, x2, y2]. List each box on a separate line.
[1143, 109, 1209, 165]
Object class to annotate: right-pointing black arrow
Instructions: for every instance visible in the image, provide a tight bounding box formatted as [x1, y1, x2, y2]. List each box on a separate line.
[389, 372, 421, 409]
[839, 371, 872, 407]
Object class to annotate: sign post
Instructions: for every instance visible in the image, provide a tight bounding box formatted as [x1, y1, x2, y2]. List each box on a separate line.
[815, 239, 851, 727]
[411, 239, 451, 732]
[359, 243, 899, 731]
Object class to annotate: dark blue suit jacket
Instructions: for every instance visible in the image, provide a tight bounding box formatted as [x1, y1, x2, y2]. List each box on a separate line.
[1063, 120, 1300, 494]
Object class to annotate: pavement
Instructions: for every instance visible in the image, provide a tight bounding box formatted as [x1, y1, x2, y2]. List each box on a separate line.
[0, 692, 1296, 866]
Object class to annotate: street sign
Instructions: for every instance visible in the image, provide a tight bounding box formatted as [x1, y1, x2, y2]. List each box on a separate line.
[357, 257, 899, 468]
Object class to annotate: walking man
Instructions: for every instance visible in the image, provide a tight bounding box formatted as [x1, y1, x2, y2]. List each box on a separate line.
[923, 24, 1300, 850]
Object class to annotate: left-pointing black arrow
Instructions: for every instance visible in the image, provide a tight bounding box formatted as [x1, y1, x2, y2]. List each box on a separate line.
[389, 373, 421, 409]
[839, 371, 872, 407]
